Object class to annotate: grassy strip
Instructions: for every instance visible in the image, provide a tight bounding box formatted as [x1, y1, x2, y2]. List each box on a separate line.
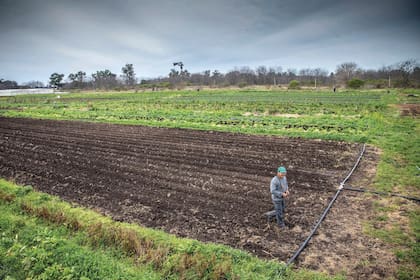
[363, 197, 419, 279]
[0, 186, 161, 279]
[0, 179, 339, 280]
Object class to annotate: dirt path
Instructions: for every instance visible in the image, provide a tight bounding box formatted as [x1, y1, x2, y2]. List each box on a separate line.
[0, 117, 395, 278]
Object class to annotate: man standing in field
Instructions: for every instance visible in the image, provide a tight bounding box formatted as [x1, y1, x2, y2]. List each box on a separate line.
[270, 166, 289, 228]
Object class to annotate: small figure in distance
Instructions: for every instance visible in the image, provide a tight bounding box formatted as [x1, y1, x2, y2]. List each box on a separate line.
[270, 166, 289, 228]
[333, 86, 336, 93]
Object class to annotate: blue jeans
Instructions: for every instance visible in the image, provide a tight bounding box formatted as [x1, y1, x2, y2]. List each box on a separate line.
[273, 199, 285, 226]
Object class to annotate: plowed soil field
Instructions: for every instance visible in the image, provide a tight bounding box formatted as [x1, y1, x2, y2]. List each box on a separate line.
[1, 117, 391, 276]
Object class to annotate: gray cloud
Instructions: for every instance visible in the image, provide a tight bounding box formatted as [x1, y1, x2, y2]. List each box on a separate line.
[1, 0, 419, 83]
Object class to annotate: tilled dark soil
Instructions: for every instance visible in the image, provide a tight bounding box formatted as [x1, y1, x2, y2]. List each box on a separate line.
[0, 117, 393, 277]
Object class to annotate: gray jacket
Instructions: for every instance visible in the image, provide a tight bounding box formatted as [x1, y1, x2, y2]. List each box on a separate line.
[270, 176, 288, 201]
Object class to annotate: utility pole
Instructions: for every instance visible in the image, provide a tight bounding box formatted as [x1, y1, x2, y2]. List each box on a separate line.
[388, 73, 391, 88]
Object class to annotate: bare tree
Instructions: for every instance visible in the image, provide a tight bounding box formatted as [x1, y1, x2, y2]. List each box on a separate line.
[312, 68, 328, 88]
[266, 67, 277, 86]
[378, 66, 394, 88]
[335, 62, 358, 84]
[225, 70, 240, 85]
[411, 66, 420, 87]
[239, 66, 255, 85]
[284, 68, 297, 83]
[203, 70, 211, 85]
[23, 80, 45, 88]
[397, 59, 418, 87]
[256, 66, 268, 85]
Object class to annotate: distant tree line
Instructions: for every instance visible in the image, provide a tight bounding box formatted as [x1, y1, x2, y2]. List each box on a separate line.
[0, 79, 45, 90]
[1, 59, 419, 91]
[150, 59, 419, 89]
[46, 64, 136, 90]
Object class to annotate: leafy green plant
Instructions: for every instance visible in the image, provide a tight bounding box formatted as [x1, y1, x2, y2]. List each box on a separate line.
[288, 80, 300, 89]
[347, 78, 365, 89]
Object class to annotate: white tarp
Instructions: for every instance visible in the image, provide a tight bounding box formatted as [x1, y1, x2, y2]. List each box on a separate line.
[0, 88, 56, 96]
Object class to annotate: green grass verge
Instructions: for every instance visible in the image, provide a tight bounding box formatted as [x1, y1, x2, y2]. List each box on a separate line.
[0, 179, 340, 280]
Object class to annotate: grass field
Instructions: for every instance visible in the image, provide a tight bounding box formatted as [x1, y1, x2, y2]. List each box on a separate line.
[0, 88, 419, 279]
[0, 89, 393, 142]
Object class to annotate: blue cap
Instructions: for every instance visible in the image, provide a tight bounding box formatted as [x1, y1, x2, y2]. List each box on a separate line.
[277, 166, 287, 173]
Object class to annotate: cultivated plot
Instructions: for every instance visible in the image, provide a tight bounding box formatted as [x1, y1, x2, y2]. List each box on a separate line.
[0, 117, 371, 262]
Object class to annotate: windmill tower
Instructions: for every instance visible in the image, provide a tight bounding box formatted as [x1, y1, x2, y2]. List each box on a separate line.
[173, 62, 184, 72]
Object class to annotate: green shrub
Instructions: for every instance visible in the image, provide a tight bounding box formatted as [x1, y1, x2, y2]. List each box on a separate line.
[347, 79, 365, 89]
[288, 80, 300, 89]
[238, 82, 248, 88]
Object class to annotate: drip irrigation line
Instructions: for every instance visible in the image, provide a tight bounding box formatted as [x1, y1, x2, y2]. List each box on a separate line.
[341, 143, 366, 186]
[285, 187, 343, 267]
[284, 143, 366, 268]
[343, 185, 420, 203]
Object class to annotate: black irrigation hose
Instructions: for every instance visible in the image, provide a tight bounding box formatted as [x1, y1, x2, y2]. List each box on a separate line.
[284, 143, 366, 267]
[341, 144, 366, 186]
[285, 187, 344, 267]
[343, 185, 420, 203]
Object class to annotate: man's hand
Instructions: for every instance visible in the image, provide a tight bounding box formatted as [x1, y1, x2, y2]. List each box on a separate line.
[283, 190, 290, 198]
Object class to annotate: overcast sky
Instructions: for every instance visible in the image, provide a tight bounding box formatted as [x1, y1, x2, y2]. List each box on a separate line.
[1, 0, 419, 84]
